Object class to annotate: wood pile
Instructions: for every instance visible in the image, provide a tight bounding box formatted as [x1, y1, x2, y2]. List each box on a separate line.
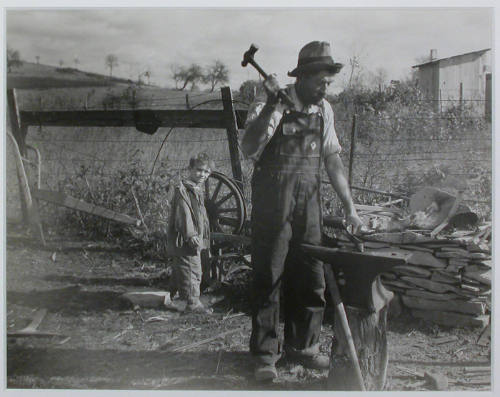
[334, 207, 491, 328]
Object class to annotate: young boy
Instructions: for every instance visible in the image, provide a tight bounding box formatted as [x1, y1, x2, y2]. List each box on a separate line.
[164, 152, 214, 313]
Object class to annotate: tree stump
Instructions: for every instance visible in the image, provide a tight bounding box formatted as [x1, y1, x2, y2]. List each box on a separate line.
[327, 276, 391, 390]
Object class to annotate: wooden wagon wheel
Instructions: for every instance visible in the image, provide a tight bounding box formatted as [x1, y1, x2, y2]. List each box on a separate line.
[205, 171, 246, 235]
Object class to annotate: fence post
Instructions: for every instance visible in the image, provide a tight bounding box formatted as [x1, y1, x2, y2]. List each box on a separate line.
[221, 86, 243, 192]
[459, 82, 463, 111]
[348, 114, 357, 187]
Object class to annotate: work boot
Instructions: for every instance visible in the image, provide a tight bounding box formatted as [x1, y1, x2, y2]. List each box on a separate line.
[284, 347, 330, 370]
[163, 292, 183, 311]
[184, 298, 213, 314]
[254, 363, 277, 382]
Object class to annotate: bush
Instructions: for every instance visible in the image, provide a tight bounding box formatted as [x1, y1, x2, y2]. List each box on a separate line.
[44, 159, 178, 258]
[327, 80, 491, 216]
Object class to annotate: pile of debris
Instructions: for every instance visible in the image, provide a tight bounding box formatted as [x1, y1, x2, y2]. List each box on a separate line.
[335, 187, 491, 328]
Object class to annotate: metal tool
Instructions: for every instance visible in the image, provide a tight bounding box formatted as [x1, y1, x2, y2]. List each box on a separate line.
[323, 215, 365, 252]
[341, 220, 365, 252]
[241, 44, 296, 109]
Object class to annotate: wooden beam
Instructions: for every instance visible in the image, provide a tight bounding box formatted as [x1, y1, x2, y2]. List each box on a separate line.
[221, 87, 243, 191]
[32, 188, 141, 226]
[19, 109, 238, 130]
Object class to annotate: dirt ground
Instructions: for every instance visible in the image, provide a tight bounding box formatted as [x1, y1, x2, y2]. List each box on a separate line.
[5, 227, 491, 392]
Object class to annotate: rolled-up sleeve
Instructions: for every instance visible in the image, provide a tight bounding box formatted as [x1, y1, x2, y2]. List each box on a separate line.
[245, 101, 282, 136]
[322, 101, 342, 158]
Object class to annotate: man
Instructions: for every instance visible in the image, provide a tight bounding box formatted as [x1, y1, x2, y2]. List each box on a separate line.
[241, 41, 363, 381]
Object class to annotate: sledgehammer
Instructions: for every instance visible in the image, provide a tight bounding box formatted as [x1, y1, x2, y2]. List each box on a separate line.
[241, 44, 296, 109]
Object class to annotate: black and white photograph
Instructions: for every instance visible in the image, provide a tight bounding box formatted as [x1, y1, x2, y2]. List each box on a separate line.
[2, 2, 496, 394]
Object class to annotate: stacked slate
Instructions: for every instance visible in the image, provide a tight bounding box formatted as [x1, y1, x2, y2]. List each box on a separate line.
[335, 226, 491, 328]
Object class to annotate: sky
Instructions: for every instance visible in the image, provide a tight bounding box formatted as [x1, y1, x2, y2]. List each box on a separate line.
[4, 3, 494, 94]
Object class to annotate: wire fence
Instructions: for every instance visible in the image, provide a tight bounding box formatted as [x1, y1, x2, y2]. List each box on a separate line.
[10, 90, 492, 223]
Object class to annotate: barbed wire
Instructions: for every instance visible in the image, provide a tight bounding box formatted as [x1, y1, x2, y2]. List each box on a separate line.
[354, 148, 491, 156]
[15, 94, 491, 208]
[29, 137, 229, 143]
[354, 158, 490, 163]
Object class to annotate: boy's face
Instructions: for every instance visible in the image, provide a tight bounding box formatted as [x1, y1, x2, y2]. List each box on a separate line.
[188, 163, 211, 186]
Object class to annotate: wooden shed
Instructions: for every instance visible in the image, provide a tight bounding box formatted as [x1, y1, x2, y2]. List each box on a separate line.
[412, 49, 491, 118]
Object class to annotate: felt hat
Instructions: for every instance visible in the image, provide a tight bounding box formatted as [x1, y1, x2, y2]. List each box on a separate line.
[288, 41, 343, 77]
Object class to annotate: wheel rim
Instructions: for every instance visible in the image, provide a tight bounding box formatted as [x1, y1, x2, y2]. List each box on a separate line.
[205, 172, 246, 235]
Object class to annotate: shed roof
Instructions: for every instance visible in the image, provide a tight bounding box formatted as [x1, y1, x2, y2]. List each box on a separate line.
[412, 48, 491, 69]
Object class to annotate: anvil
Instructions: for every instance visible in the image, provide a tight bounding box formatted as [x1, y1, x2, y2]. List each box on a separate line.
[302, 243, 410, 312]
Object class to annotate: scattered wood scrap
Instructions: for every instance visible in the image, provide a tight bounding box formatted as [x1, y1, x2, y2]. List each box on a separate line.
[395, 366, 448, 390]
[171, 326, 244, 352]
[7, 308, 64, 338]
[433, 335, 458, 345]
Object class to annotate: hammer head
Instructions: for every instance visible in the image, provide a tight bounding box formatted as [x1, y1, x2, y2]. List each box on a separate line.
[242, 44, 259, 67]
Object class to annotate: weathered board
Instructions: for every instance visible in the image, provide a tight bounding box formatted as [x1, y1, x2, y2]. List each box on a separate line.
[32, 188, 141, 226]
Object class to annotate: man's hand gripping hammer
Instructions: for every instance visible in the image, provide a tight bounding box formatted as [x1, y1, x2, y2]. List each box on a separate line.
[242, 44, 295, 109]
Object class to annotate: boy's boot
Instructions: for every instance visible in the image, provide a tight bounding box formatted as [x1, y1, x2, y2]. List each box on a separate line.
[163, 292, 184, 311]
[184, 297, 212, 314]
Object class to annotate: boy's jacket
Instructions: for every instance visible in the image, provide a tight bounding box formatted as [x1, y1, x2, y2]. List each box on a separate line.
[166, 179, 211, 256]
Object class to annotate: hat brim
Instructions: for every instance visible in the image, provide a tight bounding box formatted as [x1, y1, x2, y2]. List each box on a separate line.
[288, 62, 343, 77]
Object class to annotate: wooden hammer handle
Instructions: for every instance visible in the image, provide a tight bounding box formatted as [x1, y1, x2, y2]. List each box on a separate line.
[324, 263, 366, 391]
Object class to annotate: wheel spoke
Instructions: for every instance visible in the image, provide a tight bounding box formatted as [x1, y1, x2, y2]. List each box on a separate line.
[211, 179, 223, 202]
[215, 192, 233, 207]
[219, 217, 240, 227]
[218, 207, 238, 214]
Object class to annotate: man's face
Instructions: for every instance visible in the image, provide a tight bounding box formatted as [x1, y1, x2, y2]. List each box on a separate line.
[188, 163, 211, 185]
[296, 70, 334, 105]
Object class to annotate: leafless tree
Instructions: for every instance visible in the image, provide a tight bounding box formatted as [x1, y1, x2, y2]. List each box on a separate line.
[171, 63, 204, 91]
[7, 47, 22, 72]
[369, 67, 389, 92]
[203, 60, 229, 92]
[105, 54, 119, 77]
[348, 55, 360, 88]
[138, 70, 151, 85]
[169, 64, 183, 89]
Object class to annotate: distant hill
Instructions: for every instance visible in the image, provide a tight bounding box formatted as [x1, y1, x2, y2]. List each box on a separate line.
[7, 61, 245, 112]
[7, 61, 134, 89]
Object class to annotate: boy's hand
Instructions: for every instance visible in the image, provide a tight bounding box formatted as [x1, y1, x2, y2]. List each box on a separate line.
[188, 236, 201, 249]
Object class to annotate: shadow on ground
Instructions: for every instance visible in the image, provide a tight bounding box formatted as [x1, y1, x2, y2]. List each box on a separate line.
[7, 346, 326, 390]
[7, 286, 132, 313]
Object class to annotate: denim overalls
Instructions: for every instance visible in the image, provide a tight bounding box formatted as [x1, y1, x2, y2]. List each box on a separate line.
[250, 109, 326, 365]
